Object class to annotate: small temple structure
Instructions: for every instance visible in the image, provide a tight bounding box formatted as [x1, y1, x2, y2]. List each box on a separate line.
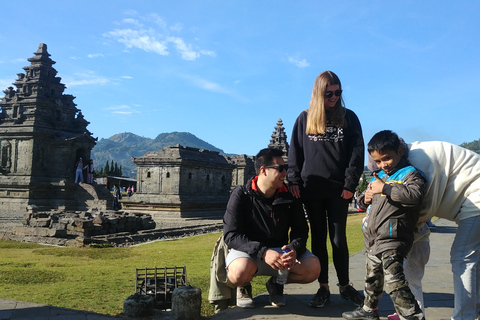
[121, 145, 236, 220]
[0, 43, 101, 212]
[268, 118, 289, 161]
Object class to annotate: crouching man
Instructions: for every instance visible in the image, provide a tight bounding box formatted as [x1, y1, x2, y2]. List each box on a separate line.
[223, 148, 320, 308]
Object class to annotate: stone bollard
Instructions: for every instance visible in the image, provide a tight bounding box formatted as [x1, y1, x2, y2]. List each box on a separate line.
[171, 285, 202, 320]
[123, 293, 154, 318]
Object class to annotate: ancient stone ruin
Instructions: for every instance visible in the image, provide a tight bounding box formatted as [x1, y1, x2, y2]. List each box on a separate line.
[7, 210, 155, 246]
[123, 145, 236, 220]
[0, 43, 292, 247]
[0, 43, 108, 213]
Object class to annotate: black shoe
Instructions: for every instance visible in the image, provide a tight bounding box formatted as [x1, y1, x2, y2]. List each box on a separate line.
[339, 283, 364, 307]
[266, 277, 285, 307]
[342, 306, 380, 320]
[309, 286, 330, 308]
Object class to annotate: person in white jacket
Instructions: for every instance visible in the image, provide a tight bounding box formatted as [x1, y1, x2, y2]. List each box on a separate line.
[408, 141, 480, 320]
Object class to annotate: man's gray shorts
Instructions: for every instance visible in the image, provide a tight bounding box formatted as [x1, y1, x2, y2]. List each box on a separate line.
[225, 247, 315, 277]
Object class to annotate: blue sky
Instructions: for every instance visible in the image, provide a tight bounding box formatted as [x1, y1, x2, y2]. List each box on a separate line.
[1, 1, 479, 159]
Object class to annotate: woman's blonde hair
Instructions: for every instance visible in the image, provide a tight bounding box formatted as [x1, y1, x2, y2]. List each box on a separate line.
[306, 70, 346, 135]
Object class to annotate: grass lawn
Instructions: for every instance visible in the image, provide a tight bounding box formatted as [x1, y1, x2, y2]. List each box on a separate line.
[0, 212, 364, 318]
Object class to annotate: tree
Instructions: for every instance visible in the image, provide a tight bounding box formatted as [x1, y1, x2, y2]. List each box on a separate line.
[356, 173, 369, 194]
[104, 161, 110, 176]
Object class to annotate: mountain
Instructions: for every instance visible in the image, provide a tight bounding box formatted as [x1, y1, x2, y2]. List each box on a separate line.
[91, 132, 225, 178]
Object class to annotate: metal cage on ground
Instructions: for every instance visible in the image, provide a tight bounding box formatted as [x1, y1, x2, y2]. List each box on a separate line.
[135, 266, 187, 310]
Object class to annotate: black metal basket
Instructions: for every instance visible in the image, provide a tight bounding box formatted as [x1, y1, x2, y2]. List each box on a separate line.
[135, 266, 187, 310]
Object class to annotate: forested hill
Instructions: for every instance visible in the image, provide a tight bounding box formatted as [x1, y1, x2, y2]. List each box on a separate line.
[460, 139, 480, 154]
[91, 132, 224, 178]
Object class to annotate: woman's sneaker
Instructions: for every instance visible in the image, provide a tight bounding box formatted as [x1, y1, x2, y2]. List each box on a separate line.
[236, 284, 254, 308]
[339, 283, 364, 307]
[309, 286, 330, 308]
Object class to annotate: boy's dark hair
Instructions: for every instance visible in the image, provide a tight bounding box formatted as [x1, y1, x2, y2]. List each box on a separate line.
[367, 130, 401, 154]
[254, 148, 284, 174]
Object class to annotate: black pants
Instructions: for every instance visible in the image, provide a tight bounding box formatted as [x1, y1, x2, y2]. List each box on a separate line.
[304, 197, 350, 285]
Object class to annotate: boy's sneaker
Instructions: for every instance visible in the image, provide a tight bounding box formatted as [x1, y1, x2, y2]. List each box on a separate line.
[339, 283, 364, 307]
[309, 286, 331, 308]
[342, 306, 380, 320]
[236, 284, 254, 308]
[266, 277, 285, 307]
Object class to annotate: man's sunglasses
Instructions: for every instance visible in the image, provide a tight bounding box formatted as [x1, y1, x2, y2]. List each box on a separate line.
[264, 164, 289, 173]
[325, 89, 343, 98]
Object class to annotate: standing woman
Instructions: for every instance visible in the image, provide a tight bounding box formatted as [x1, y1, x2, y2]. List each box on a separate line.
[288, 71, 364, 308]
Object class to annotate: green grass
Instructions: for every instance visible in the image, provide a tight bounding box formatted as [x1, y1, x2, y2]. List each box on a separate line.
[0, 213, 364, 318]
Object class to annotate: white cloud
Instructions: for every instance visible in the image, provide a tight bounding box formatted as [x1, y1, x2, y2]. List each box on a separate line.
[122, 18, 143, 28]
[105, 28, 169, 56]
[121, 75, 133, 79]
[183, 75, 231, 94]
[104, 13, 214, 61]
[170, 23, 183, 32]
[63, 71, 109, 87]
[167, 36, 199, 61]
[200, 50, 216, 58]
[288, 57, 310, 68]
[87, 53, 105, 58]
[106, 104, 141, 115]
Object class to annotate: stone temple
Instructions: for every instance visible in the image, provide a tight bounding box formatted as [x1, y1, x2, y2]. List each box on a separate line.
[0, 43, 103, 212]
[0, 43, 291, 224]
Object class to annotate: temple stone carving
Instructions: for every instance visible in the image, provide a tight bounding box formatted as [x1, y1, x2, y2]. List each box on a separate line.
[0, 43, 99, 212]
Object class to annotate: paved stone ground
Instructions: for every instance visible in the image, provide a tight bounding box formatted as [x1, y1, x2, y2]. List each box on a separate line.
[0, 218, 456, 319]
[211, 218, 456, 320]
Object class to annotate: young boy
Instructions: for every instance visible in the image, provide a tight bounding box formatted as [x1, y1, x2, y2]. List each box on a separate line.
[342, 130, 426, 320]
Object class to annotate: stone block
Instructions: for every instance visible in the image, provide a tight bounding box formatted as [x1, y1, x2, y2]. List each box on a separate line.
[123, 293, 154, 318]
[30, 218, 51, 228]
[171, 286, 202, 320]
[107, 217, 118, 225]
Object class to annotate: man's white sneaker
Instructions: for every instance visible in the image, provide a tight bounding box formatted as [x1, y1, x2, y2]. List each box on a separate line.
[236, 284, 254, 308]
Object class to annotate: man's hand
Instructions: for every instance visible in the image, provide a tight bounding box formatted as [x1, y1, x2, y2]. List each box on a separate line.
[263, 246, 296, 270]
[288, 185, 300, 199]
[280, 245, 296, 269]
[263, 249, 284, 270]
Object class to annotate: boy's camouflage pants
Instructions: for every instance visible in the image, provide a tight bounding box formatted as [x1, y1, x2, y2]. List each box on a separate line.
[364, 250, 424, 320]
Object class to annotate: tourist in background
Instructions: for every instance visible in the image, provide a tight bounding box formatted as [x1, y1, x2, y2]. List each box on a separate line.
[287, 70, 365, 308]
[84, 159, 94, 184]
[74, 157, 84, 183]
[112, 184, 120, 210]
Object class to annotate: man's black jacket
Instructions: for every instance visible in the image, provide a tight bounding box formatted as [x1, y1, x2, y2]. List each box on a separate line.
[223, 176, 309, 260]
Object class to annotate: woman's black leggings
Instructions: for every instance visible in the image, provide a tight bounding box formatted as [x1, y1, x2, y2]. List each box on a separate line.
[304, 197, 350, 286]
